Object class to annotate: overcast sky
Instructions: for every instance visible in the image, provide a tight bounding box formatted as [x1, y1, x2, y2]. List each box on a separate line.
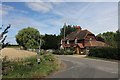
[0, 1, 118, 44]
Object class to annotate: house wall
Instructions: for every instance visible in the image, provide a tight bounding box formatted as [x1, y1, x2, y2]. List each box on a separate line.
[83, 34, 96, 47]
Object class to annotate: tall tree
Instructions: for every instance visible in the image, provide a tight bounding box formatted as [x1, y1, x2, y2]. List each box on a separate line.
[41, 34, 61, 50]
[114, 30, 120, 48]
[16, 27, 41, 50]
[60, 24, 77, 38]
[97, 32, 117, 47]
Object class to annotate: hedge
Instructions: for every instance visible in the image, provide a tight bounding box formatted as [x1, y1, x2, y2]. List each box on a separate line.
[53, 49, 74, 55]
[88, 47, 119, 60]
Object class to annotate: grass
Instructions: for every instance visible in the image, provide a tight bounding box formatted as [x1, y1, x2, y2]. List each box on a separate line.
[2, 54, 61, 78]
[6, 45, 20, 48]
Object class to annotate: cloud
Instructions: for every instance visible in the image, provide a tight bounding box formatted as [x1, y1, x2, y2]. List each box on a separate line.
[2, 2, 118, 44]
[1, 0, 119, 2]
[0, 4, 28, 16]
[25, 2, 53, 13]
[0, 4, 14, 16]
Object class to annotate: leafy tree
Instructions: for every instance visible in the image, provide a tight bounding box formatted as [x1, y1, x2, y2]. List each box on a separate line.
[97, 32, 117, 48]
[96, 36, 105, 42]
[114, 30, 120, 48]
[16, 27, 40, 50]
[41, 34, 61, 50]
[60, 24, 77, 38]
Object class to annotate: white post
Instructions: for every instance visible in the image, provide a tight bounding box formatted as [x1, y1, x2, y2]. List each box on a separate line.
[37, 39, 41, 64]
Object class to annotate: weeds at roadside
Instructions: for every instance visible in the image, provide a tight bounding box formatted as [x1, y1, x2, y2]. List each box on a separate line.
[2, 54, 61, 78]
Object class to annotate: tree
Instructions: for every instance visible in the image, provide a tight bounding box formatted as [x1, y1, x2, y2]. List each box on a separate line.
[16, 27, 40, 50]
[0, 24, 11, 50]
[60, 24, 77, 38]
[96, 32, 117, 48]
[41, 34, 61, 50]
[114, 30, 120, 48]
[96, 33, 105, 42]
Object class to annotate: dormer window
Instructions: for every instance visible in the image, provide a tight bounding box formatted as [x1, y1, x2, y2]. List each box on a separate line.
[61, 39, 62, 44]
[90, 38, 92, 41]
[75, 38, 77, 44]
[67, 40, 69, 44]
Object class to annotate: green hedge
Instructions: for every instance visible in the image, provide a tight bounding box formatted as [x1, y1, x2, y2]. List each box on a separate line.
[53, 49, 74, 55]
[88, 47, 119, 60]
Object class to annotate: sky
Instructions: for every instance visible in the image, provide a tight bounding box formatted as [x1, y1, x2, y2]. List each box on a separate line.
[0, 1, 118, 44]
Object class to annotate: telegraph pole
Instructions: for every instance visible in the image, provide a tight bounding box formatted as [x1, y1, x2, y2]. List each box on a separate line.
[37, 38, 41, 64]
[64, 23, 66, 51]
[64, 23, 66, 40]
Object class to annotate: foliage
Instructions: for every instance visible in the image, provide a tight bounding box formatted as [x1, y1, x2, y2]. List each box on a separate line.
[6, 44, 20, 48]
[2, 54, 60, 78]
[53, 50, 64, 55]
[64, 50, 74, 55]
[16, 27, 41, 50]
[41, 34, 61, 50]
[97, 31, 117, 48]
[60, 24, 77, 38]
[53, 49, 74, 55]
[96, 36, 105, 42]
[88, 47, 119, 60]
[114, 30, 120, 48]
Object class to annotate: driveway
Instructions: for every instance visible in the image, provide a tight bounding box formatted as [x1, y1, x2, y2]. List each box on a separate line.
[48, 55, 118, 78]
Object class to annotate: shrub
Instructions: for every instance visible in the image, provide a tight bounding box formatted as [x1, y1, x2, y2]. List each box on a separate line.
[43, 54, 55, 61]
[88, 47, 119, 60]
[52, 49, 74, 55]
[2, 54, 60, 78]
[52, 50, 63, 55]
[64, 50, 74, 55]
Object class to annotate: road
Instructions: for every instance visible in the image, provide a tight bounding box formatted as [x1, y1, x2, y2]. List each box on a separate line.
[48, 55, 118, 78]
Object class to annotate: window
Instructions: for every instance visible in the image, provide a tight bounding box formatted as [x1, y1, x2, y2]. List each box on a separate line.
[67, 40, 69, 44]
[61, 40, 62, 44]
[90, 38, 92, 40]
[75, 39, 77, 44]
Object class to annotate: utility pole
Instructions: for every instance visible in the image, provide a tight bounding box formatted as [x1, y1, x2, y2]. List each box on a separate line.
[64, 23, 66, 40]
[37, 38, 41, 64]
[39, 39, 41, 53]
[63, 23, 66, 51]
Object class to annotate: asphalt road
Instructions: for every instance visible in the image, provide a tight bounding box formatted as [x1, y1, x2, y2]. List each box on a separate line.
[48, 55, 118, 78]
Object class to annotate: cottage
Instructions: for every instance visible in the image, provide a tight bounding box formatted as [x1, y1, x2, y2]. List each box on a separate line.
[60, 26, 108, 55]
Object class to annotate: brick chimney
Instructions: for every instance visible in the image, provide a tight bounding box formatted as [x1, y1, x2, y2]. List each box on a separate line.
[74, 25, 82, 31]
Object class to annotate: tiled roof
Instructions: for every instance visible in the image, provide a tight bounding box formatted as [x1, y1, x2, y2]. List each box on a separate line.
[62, 44, 71, 48]
[66, 29, 94, 40]
[77, 43, 84, 48]
[85, 41, 108, 47]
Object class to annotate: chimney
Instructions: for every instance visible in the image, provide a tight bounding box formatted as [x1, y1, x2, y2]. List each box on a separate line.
[74, 25, 82, 31]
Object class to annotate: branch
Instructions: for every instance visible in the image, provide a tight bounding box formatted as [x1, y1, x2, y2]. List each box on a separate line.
[1, 35, 7, 43]
[0, 24, 11, 40]
[2, 42, 9, 48]
[2, 24, 11, 35]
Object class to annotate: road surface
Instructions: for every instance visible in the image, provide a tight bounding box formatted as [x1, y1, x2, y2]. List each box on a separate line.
[48, 55, 118, 78]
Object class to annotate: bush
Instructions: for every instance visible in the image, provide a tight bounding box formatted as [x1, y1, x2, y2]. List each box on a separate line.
[88, 47, 119, 60]
[52, 50, 63, 55]
[43, 54, 55, 61]
[64, 50, 74, 55]
[2, 54, 60, 78]
[52, 49, 73, 55]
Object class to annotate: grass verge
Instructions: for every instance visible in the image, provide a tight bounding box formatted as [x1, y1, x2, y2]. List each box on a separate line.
[2, 54, 61, 78]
